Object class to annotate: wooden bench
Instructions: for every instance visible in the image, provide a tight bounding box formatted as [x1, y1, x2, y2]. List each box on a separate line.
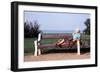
[34, 33, 81, 56]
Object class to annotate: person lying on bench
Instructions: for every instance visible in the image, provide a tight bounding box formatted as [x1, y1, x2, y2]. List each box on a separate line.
[56, 28, 80, 48]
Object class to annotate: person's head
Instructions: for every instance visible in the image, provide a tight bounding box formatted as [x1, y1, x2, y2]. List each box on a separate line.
[75, 28, 80, 33]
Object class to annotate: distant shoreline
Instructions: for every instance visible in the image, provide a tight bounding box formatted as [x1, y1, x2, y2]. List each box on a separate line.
[42, 30, 83, 34]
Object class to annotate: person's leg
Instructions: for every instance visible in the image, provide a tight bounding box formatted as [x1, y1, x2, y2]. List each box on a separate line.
[56, 42, 65, 48]
[56, 43, 63, 47]
[59, 42, 66, 47]
[56, 39, 64, 46]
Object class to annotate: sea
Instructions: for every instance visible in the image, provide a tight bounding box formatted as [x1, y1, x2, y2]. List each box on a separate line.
[42, 30, 83, 34]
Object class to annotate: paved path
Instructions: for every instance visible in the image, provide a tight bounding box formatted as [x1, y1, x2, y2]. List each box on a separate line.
[24, 52, 90, 62]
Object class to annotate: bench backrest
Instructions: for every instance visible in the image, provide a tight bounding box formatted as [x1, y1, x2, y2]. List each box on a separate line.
[38, 33, 72, 42]
[42, 34, 71, 39]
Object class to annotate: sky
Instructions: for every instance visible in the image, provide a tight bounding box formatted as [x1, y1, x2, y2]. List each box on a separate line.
[24, 11, 90, 33]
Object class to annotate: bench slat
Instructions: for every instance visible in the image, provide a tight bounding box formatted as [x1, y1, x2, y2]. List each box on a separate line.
[38, 44, 74, 49]
[38, 44, 89, 49]
[38, 44, 56, 48]
[42, 34, 71, 39]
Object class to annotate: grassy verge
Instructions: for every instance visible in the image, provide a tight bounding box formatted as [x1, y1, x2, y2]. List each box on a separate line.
[24, 38, 37, 54]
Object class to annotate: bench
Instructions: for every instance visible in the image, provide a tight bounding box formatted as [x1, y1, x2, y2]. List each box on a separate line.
[34, 33, 81, 56]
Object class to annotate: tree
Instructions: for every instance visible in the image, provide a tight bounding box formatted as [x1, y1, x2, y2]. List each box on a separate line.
[31, 21, 41, 37]
[24, 21, 41, 38]
[24, 21, 31, 38]
[83, 18, 90, 35]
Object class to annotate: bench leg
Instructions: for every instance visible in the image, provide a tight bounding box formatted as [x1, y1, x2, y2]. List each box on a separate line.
[34, 40, 38, 56]
[38, 49, 41, 55]
[77, 40, 80, 55]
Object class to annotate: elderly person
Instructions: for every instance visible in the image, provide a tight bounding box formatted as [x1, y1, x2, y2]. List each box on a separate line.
[72, 28, 81, 42]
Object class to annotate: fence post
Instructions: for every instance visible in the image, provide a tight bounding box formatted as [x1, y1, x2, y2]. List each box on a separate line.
[34, 40, 38, 56]
[38, 48, 41, 55]
[77, 40, 80, 55]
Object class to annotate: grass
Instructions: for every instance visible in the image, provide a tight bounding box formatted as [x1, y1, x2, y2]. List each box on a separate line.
[24, 34, 90, 55]
[24, 38, 59, 55]
[24, 38, 37, 54]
